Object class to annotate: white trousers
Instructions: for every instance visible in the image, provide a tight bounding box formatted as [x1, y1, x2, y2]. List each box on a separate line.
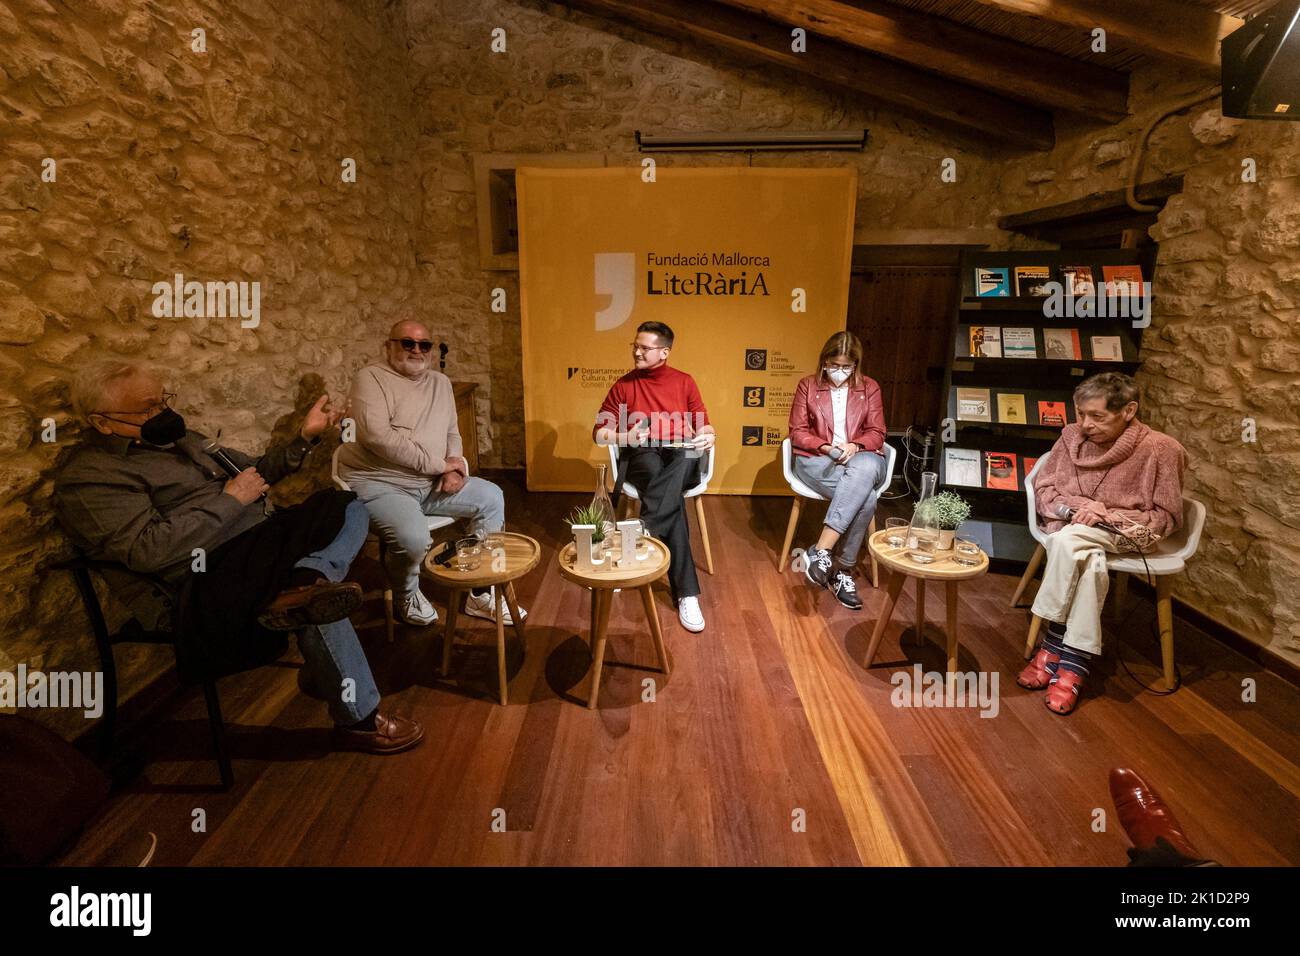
[1030, 524, 1119, 655]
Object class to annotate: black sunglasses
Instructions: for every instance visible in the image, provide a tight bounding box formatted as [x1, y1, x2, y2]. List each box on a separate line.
[389, 337, 434, 353]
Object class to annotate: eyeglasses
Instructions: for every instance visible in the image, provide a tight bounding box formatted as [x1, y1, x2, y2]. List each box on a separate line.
[631, 343, 667, 354]
[389, 338, 434, 353]
[824, 364, 855, 372]
[96, 391, 176, 419]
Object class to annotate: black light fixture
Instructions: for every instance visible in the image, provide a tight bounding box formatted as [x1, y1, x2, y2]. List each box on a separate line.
[635, 129, 868, 152]
[1222, 0, 1300, 120]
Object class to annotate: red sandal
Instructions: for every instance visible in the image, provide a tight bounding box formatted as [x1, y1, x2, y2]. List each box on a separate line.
[1017, 648, 1060, 690]
[1044, 669, 1084, 714]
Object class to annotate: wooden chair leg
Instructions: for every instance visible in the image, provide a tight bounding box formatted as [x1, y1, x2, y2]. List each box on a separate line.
[1024, 614, 1044, 659]
[694, 496, 714, 575]
[868, 516, 879, 589]
[384, 586, 395, 644]
[779, 497, 802, 571]
[1156, 576, 1176, 692]
[1111, 571, 1129, 621]
[441, 588, 462, 676]
[202, 679, 233, 791]
[1010, 543, 1046, 608]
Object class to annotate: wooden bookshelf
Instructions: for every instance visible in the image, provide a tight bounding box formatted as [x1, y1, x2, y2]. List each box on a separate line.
[939, 248, 1156, 561]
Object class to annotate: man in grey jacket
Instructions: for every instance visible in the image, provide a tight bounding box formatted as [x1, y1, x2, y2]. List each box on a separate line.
[339, 317, 526, 627]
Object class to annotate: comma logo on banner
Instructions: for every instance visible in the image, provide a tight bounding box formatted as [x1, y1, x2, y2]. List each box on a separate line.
[594, 252, 636, 331]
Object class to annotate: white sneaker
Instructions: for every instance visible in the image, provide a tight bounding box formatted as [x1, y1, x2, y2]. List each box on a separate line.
[677, 595, 705, 633]
[398, 589, 438, 626]
[464, 587, 528, 625]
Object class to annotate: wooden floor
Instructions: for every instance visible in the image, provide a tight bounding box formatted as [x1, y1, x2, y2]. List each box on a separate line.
[61, 473, 1300, 866]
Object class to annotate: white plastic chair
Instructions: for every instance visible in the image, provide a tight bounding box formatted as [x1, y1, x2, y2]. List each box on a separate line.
[332, 444, 458, 643]
[778, 437, 897, 589]
[607, 443, 715, 574]
[1014, 450, 1206, 691]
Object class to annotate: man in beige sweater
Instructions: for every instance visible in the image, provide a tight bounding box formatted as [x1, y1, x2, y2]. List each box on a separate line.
[339, 318, 525, 626]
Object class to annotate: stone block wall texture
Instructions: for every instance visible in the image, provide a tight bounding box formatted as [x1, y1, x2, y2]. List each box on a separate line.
[990, 64, 1300, 663]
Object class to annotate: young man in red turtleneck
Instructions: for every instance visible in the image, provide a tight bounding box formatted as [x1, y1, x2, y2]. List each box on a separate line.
[1020, 372, 1187, 715]
[593, 321, 716, 632]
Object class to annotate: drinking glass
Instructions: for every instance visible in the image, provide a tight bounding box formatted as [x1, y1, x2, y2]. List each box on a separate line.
[954, 536, 980, 566]
[885, 517, 908, 547]
[455, 536, 482, 571]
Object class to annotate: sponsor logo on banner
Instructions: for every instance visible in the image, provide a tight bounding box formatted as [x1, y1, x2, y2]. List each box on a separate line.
[742, 426, 764, 446]
[565, 366, 625, 389]
[744, 348, 767, 370]
[743, 386, 765, 408]
[594, 252, 636, 332]
[567, 367, 580, 380]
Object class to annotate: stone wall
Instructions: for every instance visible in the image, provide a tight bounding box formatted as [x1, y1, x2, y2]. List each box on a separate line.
[0, 0, 425, 736]
[990, 65, 1300, 663]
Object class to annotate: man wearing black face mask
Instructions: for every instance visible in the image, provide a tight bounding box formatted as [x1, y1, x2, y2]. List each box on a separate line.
[53, 361, 424, 755]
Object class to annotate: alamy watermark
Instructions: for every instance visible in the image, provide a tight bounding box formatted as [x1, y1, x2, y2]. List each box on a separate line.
[595, 404, 709, 458]
[1042, 280, 1151, 328]
[1, 665, 104, 719]
[890, 664, 1000, 719]
[151, 272, 261, 328]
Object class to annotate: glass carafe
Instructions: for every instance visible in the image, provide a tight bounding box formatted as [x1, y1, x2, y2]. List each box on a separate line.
[907, 471, 941, 551]
[591, 463, 617, 542]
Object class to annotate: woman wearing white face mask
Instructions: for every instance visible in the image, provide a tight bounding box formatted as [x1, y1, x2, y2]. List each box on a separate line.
[787, 331, 888, 609]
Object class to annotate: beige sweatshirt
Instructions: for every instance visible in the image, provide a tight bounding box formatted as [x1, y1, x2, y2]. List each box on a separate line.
[338, 362, 465, 493]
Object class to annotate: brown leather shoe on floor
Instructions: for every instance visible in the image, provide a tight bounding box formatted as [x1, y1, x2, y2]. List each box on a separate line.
[333, 712, 425, 755]
[1109, 767, 1202, 859]
[257, 580, 363, 631]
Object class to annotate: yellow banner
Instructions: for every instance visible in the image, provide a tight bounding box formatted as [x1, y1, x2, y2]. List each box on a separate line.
[517, 166, 856, 494]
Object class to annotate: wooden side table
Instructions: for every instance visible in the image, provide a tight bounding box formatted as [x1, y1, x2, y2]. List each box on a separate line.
[556, 537, 672, 709]
[423, 531, 540, 705]
[863, 529, 989, 673]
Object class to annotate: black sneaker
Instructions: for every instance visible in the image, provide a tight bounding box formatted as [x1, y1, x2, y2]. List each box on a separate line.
[830, 569, 863, 610]
[804, 545, 833, 588]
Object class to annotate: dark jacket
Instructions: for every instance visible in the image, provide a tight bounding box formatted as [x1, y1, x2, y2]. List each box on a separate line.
[787, 373, 887, 459]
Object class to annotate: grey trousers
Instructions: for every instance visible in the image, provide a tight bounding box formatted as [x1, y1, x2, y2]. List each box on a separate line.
[793, 451, 887, 568]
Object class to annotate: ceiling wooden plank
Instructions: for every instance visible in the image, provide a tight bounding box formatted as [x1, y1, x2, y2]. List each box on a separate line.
[997, 174, 1185, 231]
[550, 0, 1056, 149]
[964, 0, 1242, 68]
[712, 0, 1129, 119]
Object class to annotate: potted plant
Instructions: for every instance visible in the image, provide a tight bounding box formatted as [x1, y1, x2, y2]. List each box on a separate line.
[914, 490, 971, 550]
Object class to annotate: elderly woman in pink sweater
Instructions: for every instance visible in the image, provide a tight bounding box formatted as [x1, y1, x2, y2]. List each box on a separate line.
[1019, 372, 1187, 715]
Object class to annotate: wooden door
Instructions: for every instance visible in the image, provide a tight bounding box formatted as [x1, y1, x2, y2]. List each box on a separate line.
[846, 265, 957, 432]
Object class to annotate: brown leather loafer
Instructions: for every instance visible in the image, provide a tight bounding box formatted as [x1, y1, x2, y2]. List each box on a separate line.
[1109, 767, 1201, 859]
[333, 712, 425, 755]
[257, 580, 363, 631]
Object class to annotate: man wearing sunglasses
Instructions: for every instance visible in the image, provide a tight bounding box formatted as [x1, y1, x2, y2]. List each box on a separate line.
[54, 361, 424, 755]
[339, 317, 526, 628]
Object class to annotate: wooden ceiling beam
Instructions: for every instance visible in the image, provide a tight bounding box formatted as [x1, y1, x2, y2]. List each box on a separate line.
[965, 0, 1242, 70]
[550, 0, 1056, 149]
[712, 0, 1129, 120]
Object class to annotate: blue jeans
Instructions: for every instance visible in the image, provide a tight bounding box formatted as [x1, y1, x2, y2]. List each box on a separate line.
[346, 475, 505, 597]
[292, 499, 381, 725]
[793, 451, 887, 567]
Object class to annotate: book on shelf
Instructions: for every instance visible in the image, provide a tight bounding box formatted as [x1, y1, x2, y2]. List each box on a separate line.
[1037, 400, 1068, 427]
[1023, 456, 1039, 478]
[956, 387, 992, 422]
[1061, 265, 1095, 297]
[1014, 265, 1053, 297]
[984, 451, 1020, 491]
[1090, 335, 1124, 361]
[1102, 264, 1144, 296]
[970, 325, 1002, 358]
[943, 448, 982, 488]
[974, 267, 1010, 297]
[996, 392, 1027, 424]
[1002, 327, 1037, 358]
[1043, 327, 1082, 360]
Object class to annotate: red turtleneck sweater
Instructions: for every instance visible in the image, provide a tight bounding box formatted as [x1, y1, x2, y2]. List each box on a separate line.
[593, 363, 710, 442]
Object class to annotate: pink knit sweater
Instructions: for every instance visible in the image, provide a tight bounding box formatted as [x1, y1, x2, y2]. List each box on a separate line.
[1034, 420, 1187, 538]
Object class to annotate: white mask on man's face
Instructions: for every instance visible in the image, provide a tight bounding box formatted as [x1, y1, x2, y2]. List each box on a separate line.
[825, 367, 852, 386]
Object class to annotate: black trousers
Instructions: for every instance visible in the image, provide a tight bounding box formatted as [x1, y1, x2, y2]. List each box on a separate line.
[622, 446, 701, 603]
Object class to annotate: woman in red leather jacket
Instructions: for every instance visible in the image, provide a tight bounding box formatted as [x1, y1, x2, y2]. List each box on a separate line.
[787, 331, 888, 610]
